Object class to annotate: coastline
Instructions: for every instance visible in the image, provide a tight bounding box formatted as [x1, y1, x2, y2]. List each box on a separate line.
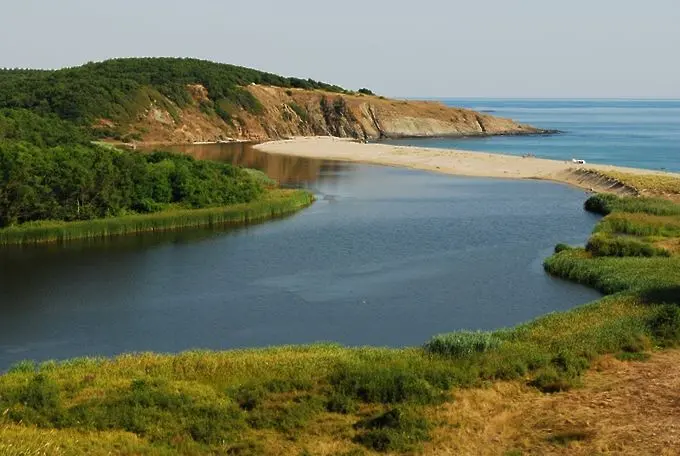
[255, 136, 680, 196]
[0, 189, 313, 245]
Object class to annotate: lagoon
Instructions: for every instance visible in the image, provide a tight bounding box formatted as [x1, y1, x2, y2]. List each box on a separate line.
[0, 145, 602, 369]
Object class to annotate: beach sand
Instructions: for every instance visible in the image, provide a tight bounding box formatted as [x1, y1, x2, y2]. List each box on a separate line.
[256, 136, 679, 195]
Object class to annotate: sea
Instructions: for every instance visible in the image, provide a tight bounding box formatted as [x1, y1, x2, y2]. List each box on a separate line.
[382, 99, 680, 172]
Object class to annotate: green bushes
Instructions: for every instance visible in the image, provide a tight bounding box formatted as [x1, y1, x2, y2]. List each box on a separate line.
[596, 213, 680, 237]
[353, 407, 430, 452]
[424, 331, 502, 357]
[0, 58, 351, 124]
[529, 351, 588, 392]
[0, 109, 90, 146]
[648, 304, 680, 345]
[329, 363, 448, 405]
[325, 393, 358, 414]
[584, 193, 619, 215]
[20, 374, 62, 418]
[545, 249, 680, 295]
[0, 143, 263, 228]
[245, 395, 324, 433]
[586, 234, 670, 257]
[287, 102, 309, 122]
[585, 194, 680, 216]
[554, 243, 573, 253]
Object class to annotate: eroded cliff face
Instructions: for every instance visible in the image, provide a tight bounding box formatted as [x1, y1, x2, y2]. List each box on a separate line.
[123, 85, 544, 144]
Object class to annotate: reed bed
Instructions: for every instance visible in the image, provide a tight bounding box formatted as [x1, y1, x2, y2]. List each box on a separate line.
[0, 189, 313, 245]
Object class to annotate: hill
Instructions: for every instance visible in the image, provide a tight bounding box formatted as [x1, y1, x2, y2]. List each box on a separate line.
[0, 58, 545, 143]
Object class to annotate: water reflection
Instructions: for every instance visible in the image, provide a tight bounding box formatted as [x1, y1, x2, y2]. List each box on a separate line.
[152, 142, 353, 186]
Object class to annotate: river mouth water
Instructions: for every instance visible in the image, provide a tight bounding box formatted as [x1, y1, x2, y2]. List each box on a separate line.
[0, 143, 602, 369]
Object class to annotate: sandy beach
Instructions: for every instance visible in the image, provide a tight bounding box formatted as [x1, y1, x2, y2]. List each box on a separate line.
[256, 136, 680, 195]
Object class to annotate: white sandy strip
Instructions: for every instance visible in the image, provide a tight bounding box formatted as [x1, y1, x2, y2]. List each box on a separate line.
[255, 136, 679, 193]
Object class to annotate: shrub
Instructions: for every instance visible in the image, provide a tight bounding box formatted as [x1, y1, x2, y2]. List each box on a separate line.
[358, 88, 375, 96]
[21, 374, 61, 413]
[546, 430, 592, 446]
[353, 407, 430, 452]
[529, 367, 578, 393]
[287, 102, 309, 123]
[424, 331, 502, 358]
[585, 194, 680, 216]
[246, 395, 324, 432]
[325, 393, 358, 414]
[554, 243, 573, 253]
[584, 193, 618, 215]
[232, 384, 266, 411]
[586, 234, 669, 257]
[649, 304, 680, 345]
[615, 351, 650, 362]
[329, 363, 446, 405]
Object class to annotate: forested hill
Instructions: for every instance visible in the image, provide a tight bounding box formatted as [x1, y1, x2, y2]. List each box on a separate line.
[0, 58, 543, 143]
[0, 58, 348, 124]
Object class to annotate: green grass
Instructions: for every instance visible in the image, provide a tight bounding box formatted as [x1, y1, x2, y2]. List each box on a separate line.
[424, 331, 502, 358]
[0, 189, 313, 245]
[1, 193, 680, 454]
[585, 193, 680, 216]
[586, 233, 670, 257]
[595, 213, 680, 238]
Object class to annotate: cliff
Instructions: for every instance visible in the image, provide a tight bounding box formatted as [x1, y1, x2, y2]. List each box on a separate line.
[127, 85, 544, 143]
[0, 58, 547, 144]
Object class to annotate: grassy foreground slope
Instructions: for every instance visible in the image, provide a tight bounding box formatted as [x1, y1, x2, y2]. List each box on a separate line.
[1, 194, 680, 454]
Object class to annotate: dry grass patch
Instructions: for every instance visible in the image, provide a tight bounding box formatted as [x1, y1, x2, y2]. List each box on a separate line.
[423, 350, 680, 456]
[592, 170, 680, 198]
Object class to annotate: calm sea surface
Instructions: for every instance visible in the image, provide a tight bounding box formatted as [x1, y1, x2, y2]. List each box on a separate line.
[0, 144, 602, 369]
[383, 99, 680, 172]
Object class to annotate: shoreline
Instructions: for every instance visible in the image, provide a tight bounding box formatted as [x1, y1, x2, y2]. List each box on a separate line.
[255, 136, 680, 196]
[0, 189, 313, 245]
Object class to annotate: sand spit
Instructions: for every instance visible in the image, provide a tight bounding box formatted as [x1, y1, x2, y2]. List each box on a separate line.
[256, 136, 679, 196]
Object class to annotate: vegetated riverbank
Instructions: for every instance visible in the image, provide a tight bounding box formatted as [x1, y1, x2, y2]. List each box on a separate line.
[0, 110, 316, 244]
[0, 189, 313, 245]
[1, 192, 679, 454]
[256, 137, 680, 198]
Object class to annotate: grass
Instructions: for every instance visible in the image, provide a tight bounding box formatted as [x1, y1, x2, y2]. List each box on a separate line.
[0, 189, 313, 245]
[1, 194, 680, 454]
[585, 193, 680, 216]
[424, 331, 502, 357]
[586, 169, 680, 196]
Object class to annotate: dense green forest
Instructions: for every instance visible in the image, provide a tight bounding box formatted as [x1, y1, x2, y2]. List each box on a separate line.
[0, 109, 90, 146]
[0, 58, 351, 229]
[0, 109, 263, 228]
[0, 58, 351, 125]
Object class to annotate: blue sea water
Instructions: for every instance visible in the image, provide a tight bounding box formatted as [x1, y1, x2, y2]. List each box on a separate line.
[382, 99, 680, 172]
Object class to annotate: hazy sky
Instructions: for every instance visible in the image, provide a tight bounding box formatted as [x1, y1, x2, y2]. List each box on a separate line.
[2, 0, 678, 98]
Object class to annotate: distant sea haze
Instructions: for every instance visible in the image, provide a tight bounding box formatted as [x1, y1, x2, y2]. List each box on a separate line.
[385, 99, 680, 172]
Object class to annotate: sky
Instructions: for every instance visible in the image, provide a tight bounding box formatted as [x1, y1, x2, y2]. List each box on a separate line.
[1, 0, 679, 98]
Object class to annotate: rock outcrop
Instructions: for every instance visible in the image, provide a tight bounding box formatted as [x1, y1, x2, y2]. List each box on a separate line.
[125, 85, 549, 144]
